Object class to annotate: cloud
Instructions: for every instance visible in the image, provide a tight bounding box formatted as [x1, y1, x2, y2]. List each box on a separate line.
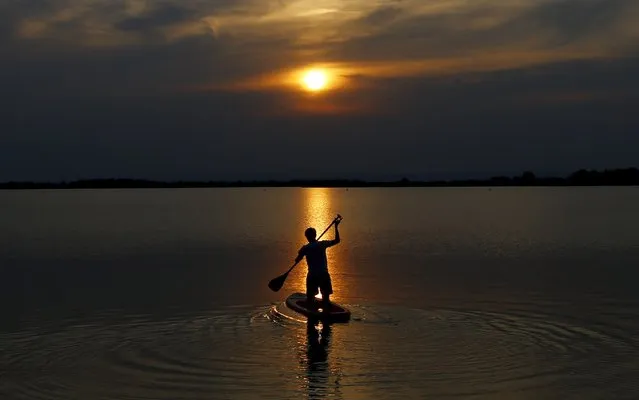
[330, 0, 639, 62]
[358, 6, 403, 26]
[3, 55, 638, 181]
[1, 0, 639, 180]
[8, 0, 249, 47]
[3, 0, 638, 99]
[514, 0, 634, 40]
[116, 4, 196, 32]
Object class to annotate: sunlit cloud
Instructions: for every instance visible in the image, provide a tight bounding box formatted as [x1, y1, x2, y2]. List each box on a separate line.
[2, 0, 639, 181]
[5, 0, 639, 91]
[12, 0, 639, 53]
[190, 48, 605, 95]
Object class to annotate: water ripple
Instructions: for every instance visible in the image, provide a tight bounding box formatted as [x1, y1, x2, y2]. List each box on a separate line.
[1, 302, 638, 399]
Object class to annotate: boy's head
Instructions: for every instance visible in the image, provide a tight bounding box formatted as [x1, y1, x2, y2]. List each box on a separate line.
[305, 227, 317, 242]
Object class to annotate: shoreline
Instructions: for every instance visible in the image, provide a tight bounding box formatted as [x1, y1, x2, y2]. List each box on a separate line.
[1, 168, 638, 189]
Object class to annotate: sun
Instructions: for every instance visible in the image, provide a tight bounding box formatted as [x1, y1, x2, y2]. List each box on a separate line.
[302, 69, 328, 92]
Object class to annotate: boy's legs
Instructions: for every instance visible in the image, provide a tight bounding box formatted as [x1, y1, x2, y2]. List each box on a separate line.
[322, 294, 331, 312]
[306, 275, 319, 310]
[319, 274, 333, 311]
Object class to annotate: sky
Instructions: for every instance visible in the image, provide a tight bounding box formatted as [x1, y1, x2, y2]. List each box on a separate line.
[1, 0, 638, 181]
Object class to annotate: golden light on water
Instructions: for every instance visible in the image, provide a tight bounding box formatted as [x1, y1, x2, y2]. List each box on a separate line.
[294, 188, 344, 301]
[302, 188, 333, 229]
[292, 188, 345, 398]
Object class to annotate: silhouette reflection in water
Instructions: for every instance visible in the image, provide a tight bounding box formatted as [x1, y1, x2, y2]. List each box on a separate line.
[304, 319, 341, 399]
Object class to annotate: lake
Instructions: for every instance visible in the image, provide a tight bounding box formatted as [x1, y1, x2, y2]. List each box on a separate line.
[1, 187, 638, 399]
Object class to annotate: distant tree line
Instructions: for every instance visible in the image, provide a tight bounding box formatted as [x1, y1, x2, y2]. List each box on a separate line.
[1, 168, 638, 189]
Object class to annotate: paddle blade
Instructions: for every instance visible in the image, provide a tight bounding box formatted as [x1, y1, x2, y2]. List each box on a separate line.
[268, 272, 288, 292]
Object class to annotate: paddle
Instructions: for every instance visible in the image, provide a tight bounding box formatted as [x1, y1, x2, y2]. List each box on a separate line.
[268, 214, 343, 292]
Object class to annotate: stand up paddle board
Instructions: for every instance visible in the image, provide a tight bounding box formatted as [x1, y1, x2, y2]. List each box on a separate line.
[285, 292, 351, 322]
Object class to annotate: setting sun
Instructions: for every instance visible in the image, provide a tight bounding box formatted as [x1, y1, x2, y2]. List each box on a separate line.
[302, 69, 328, 92]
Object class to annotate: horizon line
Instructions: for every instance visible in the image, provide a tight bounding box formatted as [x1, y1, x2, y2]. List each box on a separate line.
[1, 167, 638, 189]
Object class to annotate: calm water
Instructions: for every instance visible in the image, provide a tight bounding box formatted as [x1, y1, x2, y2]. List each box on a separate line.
[1, 187, 639, 399]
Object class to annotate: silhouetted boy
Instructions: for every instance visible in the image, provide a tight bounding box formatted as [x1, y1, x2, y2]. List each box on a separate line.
[295, 217, 341, 311]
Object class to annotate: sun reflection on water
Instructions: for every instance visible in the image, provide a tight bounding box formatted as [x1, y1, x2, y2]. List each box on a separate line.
[293, 188, 344, 302]
[289, 188, 347, 400]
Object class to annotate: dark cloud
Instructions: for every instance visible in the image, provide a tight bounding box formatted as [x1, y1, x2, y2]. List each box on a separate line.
[2, 55, 638, 181]
[116, 4, 196, 32]
[1, 35, 223, 100]
[1, 0, 638, 181]
[331, 0, 638, 61]
[359, 6, 403, 27]
[513, 0, 632, 43]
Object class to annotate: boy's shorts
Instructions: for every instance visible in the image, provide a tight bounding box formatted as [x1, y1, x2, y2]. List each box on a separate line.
[306, 272, 333, 297]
